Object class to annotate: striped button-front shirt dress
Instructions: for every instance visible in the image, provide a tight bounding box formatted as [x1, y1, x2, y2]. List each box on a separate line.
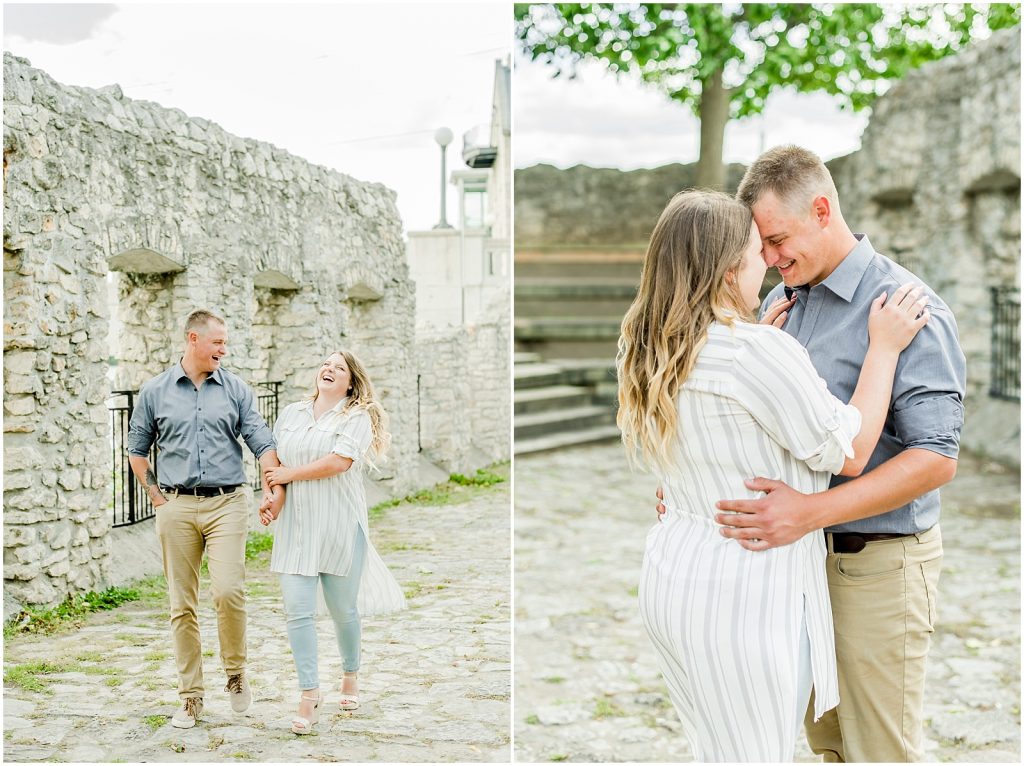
[638, 321, 861, 761]
[269, 399, 406, 616]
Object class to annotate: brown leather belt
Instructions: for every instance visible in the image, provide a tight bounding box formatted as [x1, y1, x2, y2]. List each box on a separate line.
[829, 532, 913, 554]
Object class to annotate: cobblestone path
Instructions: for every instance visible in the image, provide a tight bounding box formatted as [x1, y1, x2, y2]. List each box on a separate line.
[4, 471, 510, 763]
[514, 444, 1019, 763]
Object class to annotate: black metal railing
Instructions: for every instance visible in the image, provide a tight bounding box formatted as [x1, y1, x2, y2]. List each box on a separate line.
[990, 286, 1020, 401]
[106, 381, 282, 526]
[108, 389, 158, 528]
[252, 382, 283, 490]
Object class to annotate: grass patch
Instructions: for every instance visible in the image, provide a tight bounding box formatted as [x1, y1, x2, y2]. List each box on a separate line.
[525, 714, 540, 725]
[245, 531, 274, 561]
[4, 586, 142, 637]
[543, 676, 565, 684]
[403, 581, 425, 600]
[144, 650, 170, 662]
[594, 698, 628, 719]
[379, 541, 429, 553]
[82, 665, 119, 676]
[3, 661, 72, 692]
[550, 755, 568, 762]
[450, 468, 505, 487]
[369, 462, 509, 520]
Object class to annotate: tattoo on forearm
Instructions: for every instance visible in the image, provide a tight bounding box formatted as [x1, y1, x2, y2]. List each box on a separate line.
[144, 469, 158, 489]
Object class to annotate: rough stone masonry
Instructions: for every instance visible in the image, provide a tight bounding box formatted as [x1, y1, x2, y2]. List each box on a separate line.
[828, 27, 1021, 465]
[2, 52, 446, 609]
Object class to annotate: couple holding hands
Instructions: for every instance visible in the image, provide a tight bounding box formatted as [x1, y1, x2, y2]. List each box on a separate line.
[127, 310, 403, 734]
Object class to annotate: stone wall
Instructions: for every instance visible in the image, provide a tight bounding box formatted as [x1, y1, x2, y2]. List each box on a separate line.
[514, 162, 747, 249]
[828, 28, 1021, 465]
[3, 53, 420, 609]
[416, 289, 510, 475]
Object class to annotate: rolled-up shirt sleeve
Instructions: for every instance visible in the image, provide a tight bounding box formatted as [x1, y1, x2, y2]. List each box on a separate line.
[890, 305, 966, 458]
[732, 327, 862, 475]
[332, 409, 373, 462]
[237, 382, 277, 459]
[127, 386, 156, 457]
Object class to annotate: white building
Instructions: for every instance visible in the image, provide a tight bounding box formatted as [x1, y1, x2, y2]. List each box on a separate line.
[408, 58, 510, 328]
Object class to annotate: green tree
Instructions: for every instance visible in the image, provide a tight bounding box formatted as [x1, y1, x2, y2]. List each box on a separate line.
[516, 3, 1020, 188]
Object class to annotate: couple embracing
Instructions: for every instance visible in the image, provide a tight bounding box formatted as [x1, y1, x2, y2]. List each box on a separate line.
[619, 146, 965, 762]
[126, 310, 405, 734]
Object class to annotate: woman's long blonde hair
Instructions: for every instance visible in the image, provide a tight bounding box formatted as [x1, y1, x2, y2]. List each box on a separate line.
[616, 190, 754, 471]
[308, 349, 391, 463]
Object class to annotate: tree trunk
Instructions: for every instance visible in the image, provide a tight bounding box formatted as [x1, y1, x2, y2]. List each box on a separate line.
[695, 69, 731, 191]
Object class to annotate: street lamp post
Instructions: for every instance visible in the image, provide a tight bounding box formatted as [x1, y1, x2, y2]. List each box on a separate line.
[434, 126, 454, 229]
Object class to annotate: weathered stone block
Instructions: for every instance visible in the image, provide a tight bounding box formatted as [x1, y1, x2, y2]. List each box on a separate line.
[43, 522, 72, 550]
[5, 350, 37, 375]
[66, 491, 97, 512]
[3, 445, 44, 472]
[4, 525, 37, 547]
[4, 373, 40, 395]
[57, 469, 81, 491]
[85, 515, 110, 537]
[2, 471, 33, 490]
[4, 487, 59, 516]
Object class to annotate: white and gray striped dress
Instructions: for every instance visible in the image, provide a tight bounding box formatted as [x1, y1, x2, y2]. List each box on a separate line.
[269, 399, 406, 616]
[639, 320, 860, 762]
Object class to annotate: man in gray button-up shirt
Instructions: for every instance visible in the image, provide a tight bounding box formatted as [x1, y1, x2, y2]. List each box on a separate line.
[711, 147, 966, 762]
[127, 309, 283, 728]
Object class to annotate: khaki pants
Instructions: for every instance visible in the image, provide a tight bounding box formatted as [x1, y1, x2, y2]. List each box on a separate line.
[805, 525, 943, 762]
[155, 489, 249, 699]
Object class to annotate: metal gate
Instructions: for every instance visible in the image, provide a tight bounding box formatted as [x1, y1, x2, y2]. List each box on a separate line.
[106, 382, 281, 526]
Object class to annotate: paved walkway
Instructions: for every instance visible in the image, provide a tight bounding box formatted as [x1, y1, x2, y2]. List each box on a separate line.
[4, 472, 510, 763]
[514, 443, 1020, 763]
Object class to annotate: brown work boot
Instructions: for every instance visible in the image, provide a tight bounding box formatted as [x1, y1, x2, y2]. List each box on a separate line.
[171, 696, 203, 729]
[225, 673, 251, 713]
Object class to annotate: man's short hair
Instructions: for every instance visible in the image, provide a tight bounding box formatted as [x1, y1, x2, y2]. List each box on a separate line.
[737, 145, 839, 214]
[184, 309, 226, 338]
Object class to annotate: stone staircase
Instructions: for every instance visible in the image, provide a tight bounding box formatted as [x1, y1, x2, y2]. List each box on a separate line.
[513, 252, 641, 454]
[513, 353, 619, 454]
[514, 252, 642, 360]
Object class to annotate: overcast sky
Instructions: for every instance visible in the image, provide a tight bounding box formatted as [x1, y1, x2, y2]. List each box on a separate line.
[514, 50, 871, 170]
[3, 2, 509, 233]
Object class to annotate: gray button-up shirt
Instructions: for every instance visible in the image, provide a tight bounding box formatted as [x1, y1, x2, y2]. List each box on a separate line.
[127, 362, 276, 488]
[759, 235, 966, 534]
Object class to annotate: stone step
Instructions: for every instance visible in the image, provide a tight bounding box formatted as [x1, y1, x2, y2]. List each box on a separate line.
[515, 317, 622, 341]
[514, 423, 622, 455]
[546, 358, 617, 386]
[515, 295, 635, 318]
[514, 280, 640, 298]
[514, 351, 543, 365]
[513, 358, 616, 388]
[516, 338, 621, 360]
[514, 255, 644, 280]
[514, 404, 617, 441]
[514, 362, 568, 390]
[514, 384, 591, 415]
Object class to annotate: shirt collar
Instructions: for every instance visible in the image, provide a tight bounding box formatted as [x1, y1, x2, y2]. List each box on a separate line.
[784, 234, 874, 304]
[303, 396, 350, 415]
[173, 359, 224, 385]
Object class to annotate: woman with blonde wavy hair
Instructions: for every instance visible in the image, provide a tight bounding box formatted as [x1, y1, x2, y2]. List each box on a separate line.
[259, 350, 405, 735]
[617, 190, 929, 762]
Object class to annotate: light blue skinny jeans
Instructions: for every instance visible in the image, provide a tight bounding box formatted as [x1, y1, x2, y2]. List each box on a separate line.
[279, 528, 366, 690]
